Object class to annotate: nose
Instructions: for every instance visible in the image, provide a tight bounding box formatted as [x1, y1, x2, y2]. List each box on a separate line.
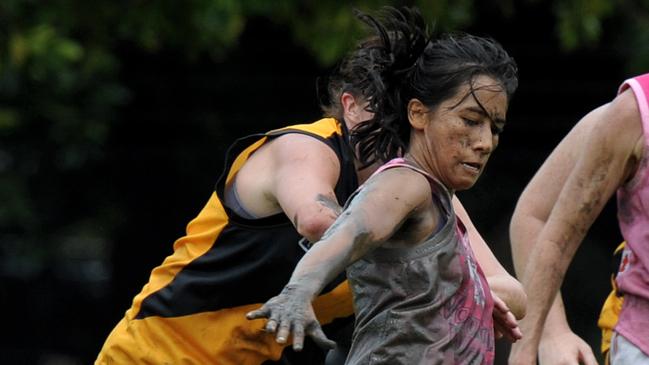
[473, 124, 495, 154]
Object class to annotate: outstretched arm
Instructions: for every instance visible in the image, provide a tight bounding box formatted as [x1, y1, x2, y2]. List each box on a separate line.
[509, 89, 642, 365]
[247, 167, 434, 350]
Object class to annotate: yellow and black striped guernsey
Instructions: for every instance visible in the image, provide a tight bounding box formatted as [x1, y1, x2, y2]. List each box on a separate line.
[96, 118, 358, 365]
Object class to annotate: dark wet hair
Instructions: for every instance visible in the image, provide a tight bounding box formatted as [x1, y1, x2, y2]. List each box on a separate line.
[323, 6, 519, 167]
[319, 7, 428, 124]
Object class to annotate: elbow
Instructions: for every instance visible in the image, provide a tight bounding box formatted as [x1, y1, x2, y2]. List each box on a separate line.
[511, 281, 528, 320]
[488, 274, 528, 320]
[509, 209, 534, 247]
[296, 215, 333, 243]
[502, 275, 527, 320]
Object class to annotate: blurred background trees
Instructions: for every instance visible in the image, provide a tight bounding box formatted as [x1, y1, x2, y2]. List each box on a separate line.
[1, 0, 648, 364]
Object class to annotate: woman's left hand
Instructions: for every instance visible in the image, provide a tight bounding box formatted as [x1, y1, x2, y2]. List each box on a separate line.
[492, 291, 523, 342]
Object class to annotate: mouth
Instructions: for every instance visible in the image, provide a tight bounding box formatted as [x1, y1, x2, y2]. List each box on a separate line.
[461, 162, 482, 173]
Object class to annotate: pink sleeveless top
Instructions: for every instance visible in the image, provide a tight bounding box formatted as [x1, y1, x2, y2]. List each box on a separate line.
[614, 73, 649, 354]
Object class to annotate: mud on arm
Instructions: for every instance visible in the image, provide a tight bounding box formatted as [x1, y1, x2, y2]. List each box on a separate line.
[516, 90, 642, 357]
[247, 167, 433, 350]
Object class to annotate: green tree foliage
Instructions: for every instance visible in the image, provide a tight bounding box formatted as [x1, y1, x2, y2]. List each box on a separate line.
[0, 0, 478, 255]
[0, 0, 648, 275]
[0, 2, 647, 362]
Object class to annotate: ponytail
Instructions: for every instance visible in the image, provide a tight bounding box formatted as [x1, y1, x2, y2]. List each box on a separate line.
[349, 6, 430, 167]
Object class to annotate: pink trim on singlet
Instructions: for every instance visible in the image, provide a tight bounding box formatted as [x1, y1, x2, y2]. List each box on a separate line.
[614, 73, 649, 357]
[371, 157, 432, 178]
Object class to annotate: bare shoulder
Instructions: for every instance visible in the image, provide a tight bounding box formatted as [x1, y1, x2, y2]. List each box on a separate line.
[610, 88, 646, 175]
[607, 88, 641, 128]
[266, 132, 341, 180]
[348, 166, 436, 245]
[597, 89, 643, 157]
[365, 166, 434, 207]
[238, 132, 340, 178]
[234, 132, 342, 219]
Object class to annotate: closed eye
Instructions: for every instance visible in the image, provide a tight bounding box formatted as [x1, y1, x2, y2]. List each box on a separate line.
[463, 118, 480, 127]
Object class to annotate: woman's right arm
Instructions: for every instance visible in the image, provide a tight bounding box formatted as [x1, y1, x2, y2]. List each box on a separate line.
[509, 103, 618, 365]
[247, 167, 434, 350]
[269, 133, 345, 241]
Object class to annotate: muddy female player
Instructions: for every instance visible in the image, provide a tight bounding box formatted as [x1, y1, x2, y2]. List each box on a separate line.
[248, 7, 525, 364]
[97, 6, 525, 365]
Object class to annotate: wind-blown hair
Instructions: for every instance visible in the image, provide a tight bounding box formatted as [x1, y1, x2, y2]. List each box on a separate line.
[322, 6, 518, 167]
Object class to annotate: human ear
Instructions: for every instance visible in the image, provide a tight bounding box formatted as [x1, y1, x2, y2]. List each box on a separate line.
[341, 92, 359, 119]
[407, 99, 428, 130]
[342, 92, 373, 127]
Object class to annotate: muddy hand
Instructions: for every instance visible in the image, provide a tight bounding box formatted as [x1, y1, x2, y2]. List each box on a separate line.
[246, 286, 336, 351]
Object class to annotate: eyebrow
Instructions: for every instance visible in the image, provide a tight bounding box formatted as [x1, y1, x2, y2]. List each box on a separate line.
[464, 106, 506, 125]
